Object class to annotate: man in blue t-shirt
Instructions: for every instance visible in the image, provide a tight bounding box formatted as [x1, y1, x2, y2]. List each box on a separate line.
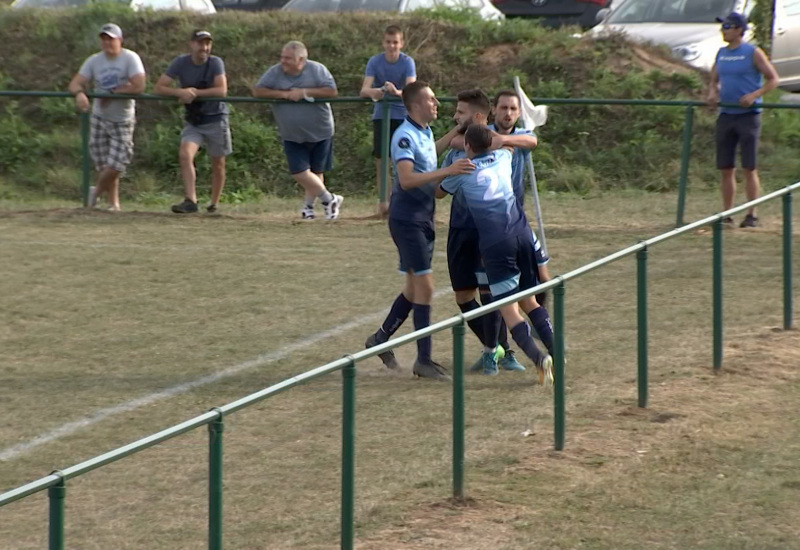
[155, 30, 231, 214]
[360, 26, 417, 217]
[707, 12, 778, 228]
[438, 124, 555, 386]
[364, 81, 474, 381]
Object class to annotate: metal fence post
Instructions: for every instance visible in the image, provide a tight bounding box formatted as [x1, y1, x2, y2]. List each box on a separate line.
[637, 247, 648, 408]
[784, 191, 793, 330]
[676, 105, 694, 227]
[713, 218, 723, 371]
[80, 112, 91, 207]
[452, 320, 466, 500]
[208, 409, 224, 550]
[48, 474, 65, 550]
[379, 100, 391, 208]
[341, 359, 356, 550]
[554, 281, 566, 451]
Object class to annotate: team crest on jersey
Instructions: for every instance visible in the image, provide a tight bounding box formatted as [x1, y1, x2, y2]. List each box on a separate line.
[398, 137, 411, 149]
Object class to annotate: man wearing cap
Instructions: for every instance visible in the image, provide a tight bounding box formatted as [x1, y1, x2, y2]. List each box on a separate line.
[253, 41, 344, 220]
[707, 12, 778, 228]
[155, 30, 231, 214]
[68, 23, 146, 211]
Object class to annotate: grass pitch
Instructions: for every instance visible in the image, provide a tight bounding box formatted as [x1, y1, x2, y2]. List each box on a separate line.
[1, 191, 799, 549]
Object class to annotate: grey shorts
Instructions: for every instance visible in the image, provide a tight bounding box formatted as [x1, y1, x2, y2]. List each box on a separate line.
[90, 115, 135, 172]
[182, 116, 232, 157]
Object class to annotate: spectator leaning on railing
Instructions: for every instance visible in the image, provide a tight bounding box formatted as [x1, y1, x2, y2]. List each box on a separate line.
[154, 30, 231, 215]
[68, 23, 146, 212]
[253, 41, 344, 221]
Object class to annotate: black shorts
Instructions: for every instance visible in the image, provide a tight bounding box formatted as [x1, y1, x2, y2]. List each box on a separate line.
[389, 218, 435, 275]
[482, 231, 541, 300]
[372, 119, 405, 158]
[447, 227, 482, 291]
[716, 112, 761, 170]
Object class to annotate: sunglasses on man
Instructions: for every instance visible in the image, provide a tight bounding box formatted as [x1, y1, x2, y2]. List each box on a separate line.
[721, 23, 740, 30]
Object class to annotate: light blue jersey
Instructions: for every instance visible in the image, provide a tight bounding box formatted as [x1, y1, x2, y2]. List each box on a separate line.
[488, 124, 535, 205]
[389, 117, 438, 222]
[440, 149, 526, 248]
[441, 148, 475, 230]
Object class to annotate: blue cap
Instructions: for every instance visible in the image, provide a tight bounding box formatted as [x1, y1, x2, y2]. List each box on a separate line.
[716, 12, 748, 30]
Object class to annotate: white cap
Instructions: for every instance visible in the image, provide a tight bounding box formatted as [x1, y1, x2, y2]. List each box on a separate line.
[99, 23, 123, 40]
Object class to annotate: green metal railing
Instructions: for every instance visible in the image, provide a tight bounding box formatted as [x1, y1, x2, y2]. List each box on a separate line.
[3, 90, 800, 225]
[1, 181, 795, 549]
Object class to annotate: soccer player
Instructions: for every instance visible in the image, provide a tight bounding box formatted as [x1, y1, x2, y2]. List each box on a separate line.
[154, 30, 231, 214]
[438, 124, 554, 385]
[364, 81, 474, 381]
[490, 90, 539, 207]
[360, 25, 416, 217]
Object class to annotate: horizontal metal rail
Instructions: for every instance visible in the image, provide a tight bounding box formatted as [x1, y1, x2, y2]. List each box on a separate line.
[3, 181, 797, 509]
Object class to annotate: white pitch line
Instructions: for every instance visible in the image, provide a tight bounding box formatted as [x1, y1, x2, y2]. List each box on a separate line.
[0, 288, 454, 462]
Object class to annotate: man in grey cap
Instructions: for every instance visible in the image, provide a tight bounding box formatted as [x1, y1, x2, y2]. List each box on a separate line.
[68, 23, 146, 211]
[155, 30, 231, 214]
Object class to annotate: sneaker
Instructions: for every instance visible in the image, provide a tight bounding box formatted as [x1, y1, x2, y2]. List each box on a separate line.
[413, 358, 451, 382]
[468, 355, 484, 373]
[499, 349, 526, 372]
[481, 350, 499, 376]
[324, 194, 344, 220]
[301, 205, 315, 220]
[88, 186, 98, 207]
[364, 333, 400, 370]
[536, 354, 554, 387]
[740, 214, 759, 228]
[172, 198, 198, 214]
[206, 203, 218, 214]
[722, 216, 734, 227]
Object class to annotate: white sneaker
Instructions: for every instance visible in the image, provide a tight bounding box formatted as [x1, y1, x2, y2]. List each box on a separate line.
[301, 205, 315, 220]
[324, 194, 343, 220]
[88, 186, 98, 207]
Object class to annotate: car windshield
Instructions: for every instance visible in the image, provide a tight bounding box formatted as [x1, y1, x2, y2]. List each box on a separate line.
[607, 0, 736, 24]
[283, 0, 401, 10]
[406, 0, 485, 9]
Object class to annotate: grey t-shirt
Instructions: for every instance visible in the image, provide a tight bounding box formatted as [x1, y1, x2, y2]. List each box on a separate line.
[255, 60, 336, 143]
[78, 49, 146, 123]
[165, 54, 228, 117]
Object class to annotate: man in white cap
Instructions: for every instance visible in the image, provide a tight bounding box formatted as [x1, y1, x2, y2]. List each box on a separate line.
[155, 30, 231, 214]
[68, 23, 146, 211]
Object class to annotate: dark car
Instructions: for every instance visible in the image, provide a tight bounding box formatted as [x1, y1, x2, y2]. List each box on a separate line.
[491, 0, 612, 28]
[212, 0, 287, 10]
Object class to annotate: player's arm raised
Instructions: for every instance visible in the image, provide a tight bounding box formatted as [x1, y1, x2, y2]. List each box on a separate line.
[395, 158, 474, 190]
[435, 125, 462, 156]
[491, 131, 537, 151]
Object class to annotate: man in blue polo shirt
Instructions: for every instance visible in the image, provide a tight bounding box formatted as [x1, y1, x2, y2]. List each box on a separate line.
[364, 80, 474, 381]
[438, 124, 554, 385]
[707, 12, 778, 228]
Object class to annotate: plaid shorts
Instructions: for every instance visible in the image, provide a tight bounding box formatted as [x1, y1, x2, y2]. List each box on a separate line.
[89, 115, 135, 172]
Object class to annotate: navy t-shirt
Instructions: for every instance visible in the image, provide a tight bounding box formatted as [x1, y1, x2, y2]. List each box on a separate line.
[166, 54, 228, 117]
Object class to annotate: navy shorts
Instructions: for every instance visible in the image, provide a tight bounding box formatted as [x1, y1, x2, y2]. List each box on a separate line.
[283, 139, 333, 174]
[447, 227, 482, 291]
[482, 231, 540, 300]
[389, 218, 435, 275]
[716, 113, 761, 170]
[372, 119, 404, 158]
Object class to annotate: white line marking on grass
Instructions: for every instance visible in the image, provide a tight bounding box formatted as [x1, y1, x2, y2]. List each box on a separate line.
[0, 288, 454, 462]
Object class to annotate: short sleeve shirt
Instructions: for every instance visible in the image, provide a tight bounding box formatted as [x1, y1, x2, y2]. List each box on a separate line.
[488, 124, 536, 205]
[388, 117, 438, 222]
[364, 52, 416, 120]
[441, 149, 527, 248]
[255, 61, 337, 143]
[165, 54, 228, 117]
[78, 49, 145, 123]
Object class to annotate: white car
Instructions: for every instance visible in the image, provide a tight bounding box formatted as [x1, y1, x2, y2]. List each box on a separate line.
[282, 0, 504, 21]
[590, 0, 753, 72]
[11, 0, 216, 13]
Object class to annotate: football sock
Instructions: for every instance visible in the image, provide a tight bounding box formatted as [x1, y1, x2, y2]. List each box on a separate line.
[527, 307, 554, 356]
[458, 300, 488, 346]
[510, 321, 545, 365]
[376, 293, 413, 343]
[318, 190, 334, 204]
[304, 197, 315, 209]
[413, 303, 432, 362]
[478, 293, 502, 350]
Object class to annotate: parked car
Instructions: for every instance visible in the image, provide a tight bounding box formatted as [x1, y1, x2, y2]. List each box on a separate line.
[772, 0, 800, 91]
[11, 0, 216, 13]
[590, 0, 751, 72]
[281, 0, 505, 21]
[490, 0, 611, 28]
[212, 0, 286, 10]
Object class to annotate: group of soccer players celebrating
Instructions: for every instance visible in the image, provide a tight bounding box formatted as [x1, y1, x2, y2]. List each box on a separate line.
[365, 82, 556, 386]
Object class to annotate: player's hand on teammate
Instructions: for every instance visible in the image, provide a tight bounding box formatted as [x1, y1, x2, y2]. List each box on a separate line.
[446, 158, 475, 175]
[178, 88, 198, 104]
[74, 92, 90, 113]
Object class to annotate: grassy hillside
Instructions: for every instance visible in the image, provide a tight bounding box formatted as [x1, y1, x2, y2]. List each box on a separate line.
[1, 4, 799, 201]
